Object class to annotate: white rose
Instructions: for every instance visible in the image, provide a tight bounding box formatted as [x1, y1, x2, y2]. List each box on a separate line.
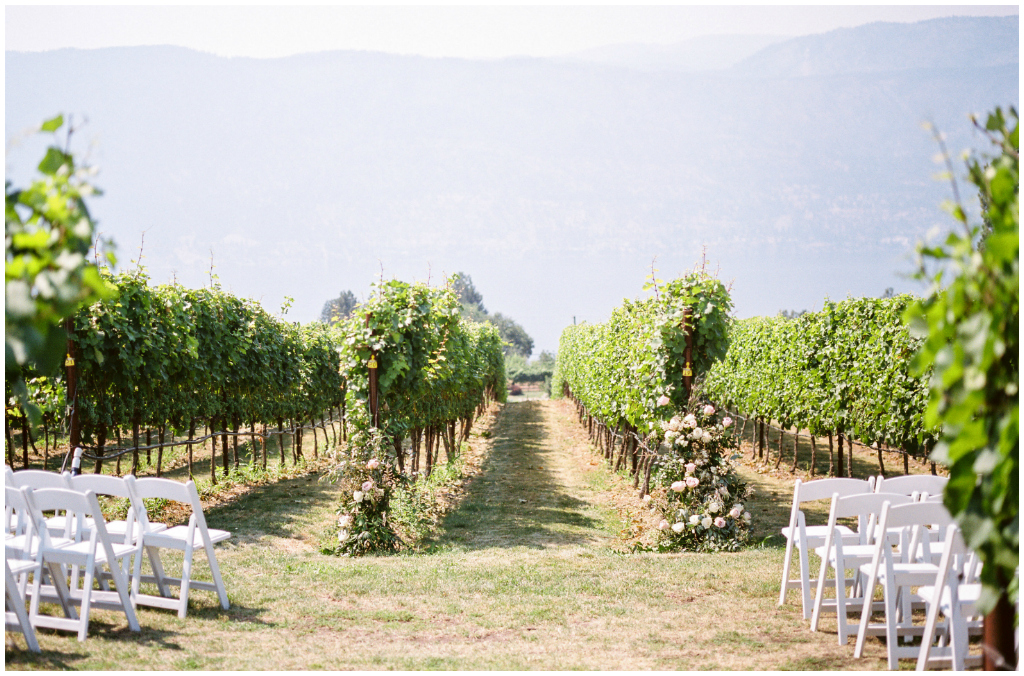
[688, 515, 700, 525]
[718, 486, 730, 499]
[702, 432, 712, 443]
[658, 520, 670, 530]
[338, 515, 353, 528]
[338, 530, 349, 541]
[683, 414, 697, 428]
[701, 516, 713, 528]
[708, 502, 721, 514]
[743, 512, 752, 522]
[670, 481, 686, 492]
[672, 522, 685, 533]
[353, 491, 364, 503]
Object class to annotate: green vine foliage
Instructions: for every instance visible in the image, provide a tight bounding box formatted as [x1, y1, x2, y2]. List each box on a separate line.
[552, 270, 733, 434]
[907, 107, 1018, 613]
[71, 269, 343, 441]
[5, 115, 116, 423]
[704, 295, 934, 453]
[553, 271, 747, 552]
[326, 276, 506, 555]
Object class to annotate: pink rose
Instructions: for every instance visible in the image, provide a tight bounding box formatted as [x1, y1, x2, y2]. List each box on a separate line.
[714, 517, 727, 528]
[670, 481, 686, 492]
[685, 463, 696, 474]
[722, 417, 733, 428]
[703, 405, 716, 416]
[367, 458, 380, 470]
[685, 476, 700, 488]
[657, 395, 671, 407]
[361, 480, 374, 492]
[658, 520, 670, 530]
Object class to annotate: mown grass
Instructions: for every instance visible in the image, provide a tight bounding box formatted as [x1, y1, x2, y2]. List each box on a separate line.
[7, 401, 899, 670]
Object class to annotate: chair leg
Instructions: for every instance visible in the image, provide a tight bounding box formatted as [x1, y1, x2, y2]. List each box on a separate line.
[203, 539, 230, 610]
[798, 543, 813, 620]
[779, 535, 795, 606]
[78, 561, 96, 642]
[146, 545, 171, 598]
[810, 555, 829, 633]
[6, 565, 40, 652]
[835, 564, 849, 645]
[109, 556, 141, 632]
[178, 543, 195, 619]
[883, 581, 900, 670]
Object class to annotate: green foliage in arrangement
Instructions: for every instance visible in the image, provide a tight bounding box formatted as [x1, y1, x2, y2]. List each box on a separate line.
[909, 108, 1018, 613]
[552, 270, 733, 434]
[5, 115, 116, 422]
[327, 276, 506, 555]
[704, 295, 933, 453]
[70, 269, 343, 440]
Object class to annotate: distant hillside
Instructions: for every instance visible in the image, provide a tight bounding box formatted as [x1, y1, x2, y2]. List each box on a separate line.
[561, 34, 790, 72]
[732, 15, 1018, 77]
[4, 15, 1018, 354]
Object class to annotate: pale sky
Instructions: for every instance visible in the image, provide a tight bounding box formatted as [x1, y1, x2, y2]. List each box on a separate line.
[5, 4, 1019, 60]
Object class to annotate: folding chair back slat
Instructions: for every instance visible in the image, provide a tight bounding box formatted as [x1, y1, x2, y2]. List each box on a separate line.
[875, 474, 948, 498]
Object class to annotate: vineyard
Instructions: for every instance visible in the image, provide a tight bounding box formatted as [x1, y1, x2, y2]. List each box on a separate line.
[703, 294, 935, 477]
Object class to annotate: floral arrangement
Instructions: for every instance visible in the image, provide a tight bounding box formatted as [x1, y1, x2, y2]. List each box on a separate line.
[651, 402, 751, 552]
[322, 428, 403, 556]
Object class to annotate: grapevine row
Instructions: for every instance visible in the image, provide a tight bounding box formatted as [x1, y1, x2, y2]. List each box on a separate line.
[703, 294, 935, 474]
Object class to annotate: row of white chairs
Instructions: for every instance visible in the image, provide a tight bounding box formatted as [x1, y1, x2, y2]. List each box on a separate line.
[5, 467, 231, 651]
[777, 473, 988, 670]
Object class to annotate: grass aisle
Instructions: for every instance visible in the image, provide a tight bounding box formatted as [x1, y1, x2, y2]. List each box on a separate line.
[7, 400, 891, 670]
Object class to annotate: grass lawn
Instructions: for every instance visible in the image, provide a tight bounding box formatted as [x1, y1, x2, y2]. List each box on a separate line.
[7, 400, 918, 669]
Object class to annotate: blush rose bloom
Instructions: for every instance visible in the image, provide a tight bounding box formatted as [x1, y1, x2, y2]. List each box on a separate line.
[722, 417, 733, 428]
[682, 414, 697, 428]
[361, 480, 374, 492]
[658, 520, 671, 530]
[729, 507, 741, 519]
[685, 477, 700, 488]
[703, 405, 716, 416]
[671, 480, 686, 492]
[367, 458, 380, 470]
[657, 394, 671, 407]
[714, 517, 727, 528]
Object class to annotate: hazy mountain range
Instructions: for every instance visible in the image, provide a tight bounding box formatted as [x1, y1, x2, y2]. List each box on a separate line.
[5, 15, 1018, 354]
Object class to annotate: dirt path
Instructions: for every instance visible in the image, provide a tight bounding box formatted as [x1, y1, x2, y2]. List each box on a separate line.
[434, 400, 624, 551]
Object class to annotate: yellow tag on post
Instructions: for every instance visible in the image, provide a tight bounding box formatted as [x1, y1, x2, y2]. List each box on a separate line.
[367, 357, 378, 369]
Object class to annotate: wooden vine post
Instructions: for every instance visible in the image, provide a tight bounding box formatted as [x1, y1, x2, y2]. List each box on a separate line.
[681, 307, 694, 400]
[64, 318, 82, 455]
[365, 312, 380, 428]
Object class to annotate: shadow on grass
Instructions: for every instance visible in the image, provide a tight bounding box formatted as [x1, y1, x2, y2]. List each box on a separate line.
[199, 472, 338, 540]
[432, 401, 605, 551]
[5, 624, 186, 669]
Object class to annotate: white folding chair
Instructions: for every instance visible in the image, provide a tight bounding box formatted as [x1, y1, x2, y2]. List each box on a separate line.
[875, 474, 948, 498]
[853, 500, 955, 669]
[810, 491, 914, 645]
[5, 557, 41, 652]
[126, 476, 231, 618]
[779, 477, 876, 619]
[22, 487, 141, 641]
[916, 524, 983, 671]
